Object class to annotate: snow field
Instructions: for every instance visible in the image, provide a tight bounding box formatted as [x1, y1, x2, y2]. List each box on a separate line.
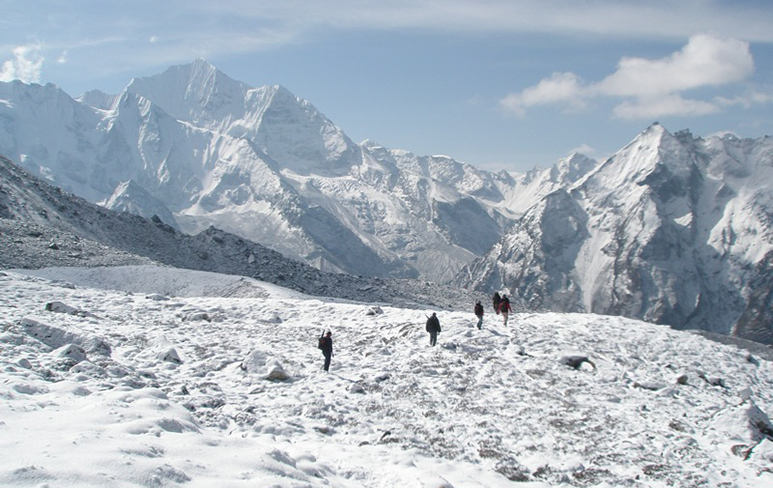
[2, 266, 773, 487]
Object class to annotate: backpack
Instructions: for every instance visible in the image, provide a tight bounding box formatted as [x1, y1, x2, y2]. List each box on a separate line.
[318, 337, 325, 350]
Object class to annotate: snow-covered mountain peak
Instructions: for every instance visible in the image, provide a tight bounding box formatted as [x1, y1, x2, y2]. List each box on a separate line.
[249, 84, 360, 177]
[551, 152, 597, 185]
[125, 59, 250, 127]
[360, 139, 382, 149]
[583, 123, 696, 197]
[77, 89, 120, 111]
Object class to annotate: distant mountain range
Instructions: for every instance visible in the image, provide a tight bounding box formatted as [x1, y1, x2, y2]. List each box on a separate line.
[456, 124, 773, 343]
[1, 60, 771, 343]
[0, 59, 555, 282]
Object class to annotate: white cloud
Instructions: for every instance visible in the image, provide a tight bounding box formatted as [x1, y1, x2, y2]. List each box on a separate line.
[500, 72, 585, 116]
[0, 43, 45, 84]
[501, 34, 761, 120]
[596, 34, 753, 98]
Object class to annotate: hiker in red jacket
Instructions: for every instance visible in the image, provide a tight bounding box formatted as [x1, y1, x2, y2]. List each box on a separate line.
[499, 295, 511, 325]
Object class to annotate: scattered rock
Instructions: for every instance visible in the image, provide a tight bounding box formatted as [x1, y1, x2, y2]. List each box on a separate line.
[19, 318, 111, 356]
[45, 301, 98, 318]
[183, 312, 211, 322]
[146, 294, 170, 301]
[70, 360, 107, 378]
[698, 373, 726, 388]
[633, 381, 666, 391]
[560, 355, 596, 370]
[53, 343, 88, 363]
[265, 360, 290, 381]
[713, 398, 773, 448]
[365, 306, 383, 316]
[668, 419, 694, 433]
[241, 350, 269, 374]
[374, 373, 391, 382]
[158, 348, 182, 364]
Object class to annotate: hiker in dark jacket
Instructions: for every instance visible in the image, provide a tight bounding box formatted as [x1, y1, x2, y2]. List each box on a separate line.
[319, 330, 333, 372]
[426, 312, 441, 346]
[492, 292, 501, 315]
[474, 301, 484, 330]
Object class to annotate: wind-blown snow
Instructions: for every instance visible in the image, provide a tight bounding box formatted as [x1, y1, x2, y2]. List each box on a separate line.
[2, 266, 773, 487]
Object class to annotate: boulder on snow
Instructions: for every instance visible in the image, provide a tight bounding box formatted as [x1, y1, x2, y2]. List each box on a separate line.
[633, 381, 666, 391]
[560, 355, 596, 370]
[46, 301, 78, 314]
[241, 350, 269, 374]
[698, 372, 726, 388]
[19, 318, 112, 356]
[146, 294, 170, 301]
[183, 311, 211, 322]
[70, 360, 107, 378]
[261, 313, 283, 324]
[49, 343, 88, 370]
[45, 301, 97, 318]
[158, 347, 182, 364]
[714, 399, 773, 458]
[241, 351, 290, 381]
[365, 306, 383, 316]
[265, 360, 290, 381]
[53, 343, 88, 363]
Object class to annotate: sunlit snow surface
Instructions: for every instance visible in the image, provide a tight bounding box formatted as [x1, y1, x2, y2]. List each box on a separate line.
[2, 266, 773, 487]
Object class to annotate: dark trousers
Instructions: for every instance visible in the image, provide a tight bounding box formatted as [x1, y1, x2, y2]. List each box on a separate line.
[429, 331, 438, 346]
[323, 352, 332, 371]
[476, 315, 483, 329]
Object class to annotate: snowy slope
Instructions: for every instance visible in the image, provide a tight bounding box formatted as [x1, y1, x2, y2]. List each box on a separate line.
[2, 266, 773, 487]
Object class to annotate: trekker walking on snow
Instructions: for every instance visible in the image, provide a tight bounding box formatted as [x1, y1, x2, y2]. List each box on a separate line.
[426, 312, 441, 346]
[474, 301, 484, 330]
[492, 292, 501, 315]
[318, 330, 333, 372]
[499, 295, 512, 326]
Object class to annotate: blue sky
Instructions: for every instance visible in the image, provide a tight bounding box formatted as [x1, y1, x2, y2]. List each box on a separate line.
[1, 1, 772, 173]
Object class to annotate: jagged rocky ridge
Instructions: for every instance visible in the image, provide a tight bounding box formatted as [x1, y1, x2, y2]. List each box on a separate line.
[456, 125, 773, 343]
[0, 155, 487, 311]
